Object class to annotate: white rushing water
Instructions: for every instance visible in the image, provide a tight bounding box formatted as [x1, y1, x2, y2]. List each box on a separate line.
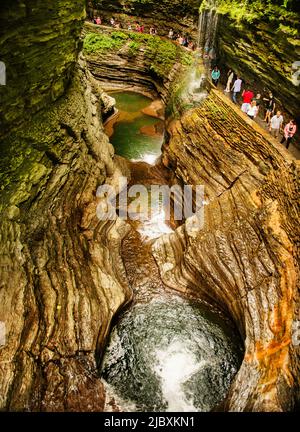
[197, 1, 219, 52]
[154, 341, 208, 412]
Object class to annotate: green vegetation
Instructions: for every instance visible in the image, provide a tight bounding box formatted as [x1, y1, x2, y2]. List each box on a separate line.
[83, 33, 124, 53]
[128, 41, 141, 55]
[200, 0, 299, 33]
[83, 30, 194, 78]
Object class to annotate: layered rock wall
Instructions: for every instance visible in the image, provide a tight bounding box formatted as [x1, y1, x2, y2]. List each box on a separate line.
[217, 15, 300, 120]
[0, 2, 132, 411]
[0, 0, 85, 137]
[154, 88, 300, 411]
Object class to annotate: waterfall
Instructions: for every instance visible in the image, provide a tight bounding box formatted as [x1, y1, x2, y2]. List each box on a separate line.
[197, 0, 219, 56]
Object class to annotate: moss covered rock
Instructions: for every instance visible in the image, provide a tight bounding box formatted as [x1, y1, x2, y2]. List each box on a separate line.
[0, 0, 86, 137]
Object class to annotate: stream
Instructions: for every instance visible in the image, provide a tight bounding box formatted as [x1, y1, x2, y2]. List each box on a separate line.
[101, 91, 243, 412]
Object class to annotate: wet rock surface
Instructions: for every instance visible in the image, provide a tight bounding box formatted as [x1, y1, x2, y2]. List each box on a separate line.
[217, 15, 300, 120]
[0, 0, 299, 413]
[0, 51, 132, 412]
[154, 88, 300, 411]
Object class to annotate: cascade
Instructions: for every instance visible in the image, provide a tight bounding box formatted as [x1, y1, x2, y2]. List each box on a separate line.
[197, 0, 219, 58]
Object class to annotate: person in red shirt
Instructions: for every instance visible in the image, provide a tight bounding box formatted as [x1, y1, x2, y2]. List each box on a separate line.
[241, 88, 254, 113]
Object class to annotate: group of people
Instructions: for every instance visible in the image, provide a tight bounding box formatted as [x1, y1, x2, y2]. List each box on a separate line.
[89, 17, 196, 49]
[168, 29, 196, 50]
[211, 68, 297, 149]
[239, 87, 297, 149]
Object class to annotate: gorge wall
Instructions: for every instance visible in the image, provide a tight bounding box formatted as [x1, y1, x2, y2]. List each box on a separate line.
[0, 0, 299, 412]
[0, 0, 86, 137]
[155, 89, 300, 411]
[83, 23, 192, 102]
[86, 0, 200, 34]
[217, 14, 300, 120]
[0, 1, 132, 410]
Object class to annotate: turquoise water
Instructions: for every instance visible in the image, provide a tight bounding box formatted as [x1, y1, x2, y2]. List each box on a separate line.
[107, 92, 164, 162]
[111, 92, 151, 113]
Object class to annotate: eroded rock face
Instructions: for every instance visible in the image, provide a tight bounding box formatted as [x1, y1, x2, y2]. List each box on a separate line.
[153, 89, 300, 411]
[0, 54, 133, 411]
[217, 15, 300, 120]
[83, 24, 187, 103]
[0, 0, 86, 137]
[86, 0, 200, 34]
[0, 0, 132, 410]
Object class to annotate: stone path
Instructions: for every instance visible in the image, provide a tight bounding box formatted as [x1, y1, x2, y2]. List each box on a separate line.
[220, 87, 300, 160]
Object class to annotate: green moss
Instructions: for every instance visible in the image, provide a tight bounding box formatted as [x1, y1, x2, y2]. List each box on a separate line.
[111, 31, 129, 40]
[83, 33, 124, 53]
[128, 41, 141, 55]
[201, 0, 299, 33]
[278, 23, 297, 36]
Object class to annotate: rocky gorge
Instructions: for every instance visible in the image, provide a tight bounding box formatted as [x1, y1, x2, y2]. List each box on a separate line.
[0, 0, 299, 413]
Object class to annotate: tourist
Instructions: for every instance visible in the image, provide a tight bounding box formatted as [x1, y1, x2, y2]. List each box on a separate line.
[211, 66, 220, 87]
[110, 17, 115, 27]
[140, 24, 144, 33]
[128, 24, 132, 31]
[252, 93, 262, 113]
[178, 35, 184, 45]
[135, 22, 141, 32]
[241, 87, 254, 113]
[203, 46, 209, 58]
[168, 29, 174, 39]
[149, 26, 155, 35]
[188, 41, 195, 51]
[247, 101, 258, 119]
[95, 16, 101, 25]
[231, 76, 242, 104]
[269, 111, 284, 138]
[93, 17, 97, 24]
[263, 92, 276, 124]
[280, 119, 297, 149]
[225, 69, 234, 93]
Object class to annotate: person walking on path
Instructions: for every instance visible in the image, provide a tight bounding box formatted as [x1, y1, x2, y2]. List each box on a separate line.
[247, 101, 258, 119]
[280, 120, 297, 149]
[252, 93, 262, 114]
[231, 77, 242, 104]
[241, 87, 254, 113]
[225, 69, 234, 93]
[211, 66, 220, 87]
[269, 111, 283, 138]
[263, 92, 276, 124]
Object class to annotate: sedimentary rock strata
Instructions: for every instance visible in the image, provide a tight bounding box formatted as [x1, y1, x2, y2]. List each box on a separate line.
[153, 89, 300, 411]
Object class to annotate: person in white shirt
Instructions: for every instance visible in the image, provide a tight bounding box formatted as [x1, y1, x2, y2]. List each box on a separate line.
[269, 111, 284, 138]
[231, 77, 242, 103]
[247, 101, 258, 119]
